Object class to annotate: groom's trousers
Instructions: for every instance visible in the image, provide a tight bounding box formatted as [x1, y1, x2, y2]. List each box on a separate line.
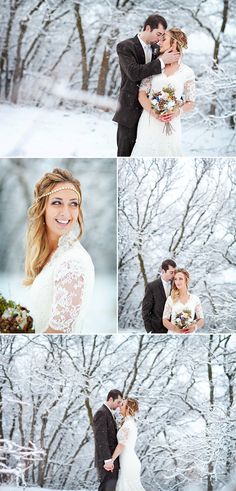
[97, 467, 119, 491]
[117, 122, 138, 156]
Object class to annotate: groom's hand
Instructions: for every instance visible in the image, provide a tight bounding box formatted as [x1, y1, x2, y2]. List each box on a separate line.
[159, 49, 180, 66]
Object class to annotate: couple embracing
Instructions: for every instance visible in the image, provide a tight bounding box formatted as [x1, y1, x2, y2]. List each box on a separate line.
[113, 13, 195, 157]
[93, 390, 145, 491]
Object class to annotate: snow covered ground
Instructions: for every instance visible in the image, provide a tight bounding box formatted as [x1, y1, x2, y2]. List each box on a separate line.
[0, 273, 117, 334]
[0, 104, 116, 157]
[0, 488, 95, 491]
[0, 103, 235, 157]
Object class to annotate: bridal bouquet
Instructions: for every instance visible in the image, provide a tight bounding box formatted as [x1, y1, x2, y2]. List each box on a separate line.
[150, 85, 182, 135]
[175, 309, 192, 329]
[0, 293, 34, 334]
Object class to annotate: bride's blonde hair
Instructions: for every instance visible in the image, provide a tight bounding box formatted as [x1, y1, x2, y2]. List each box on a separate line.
[171, 268, 190, 303]
[168, 27, 188, 53]
[24, 168, 83, 286]
[126, 398, 139, 416]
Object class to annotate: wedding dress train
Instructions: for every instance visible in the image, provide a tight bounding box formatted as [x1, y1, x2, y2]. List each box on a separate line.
[30, 231, 94, 333]
[116, 416, 145, 491]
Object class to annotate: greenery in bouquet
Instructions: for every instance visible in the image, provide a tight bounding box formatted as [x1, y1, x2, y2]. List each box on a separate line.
[175, 309, 192, 329]
[0, 293, 34, 333]
[150, 84, 182, 135]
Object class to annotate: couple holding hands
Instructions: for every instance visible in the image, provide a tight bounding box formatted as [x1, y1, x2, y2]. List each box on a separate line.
[93, 390, 145, 491]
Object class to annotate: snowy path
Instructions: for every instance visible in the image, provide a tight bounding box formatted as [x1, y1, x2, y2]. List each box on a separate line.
[0, 103, 235, 157]
[0, 104, 117, 158]
[0, 488, 96, 491]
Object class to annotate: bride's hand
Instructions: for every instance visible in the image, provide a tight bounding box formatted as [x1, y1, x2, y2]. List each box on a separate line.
[172, 325, 188, 334]
[181, 323, 197, 334]
[151, 110, 171, 122]
[188, 323, 197, 333]
[159, 110, 180, 122]
[159, 113, 173, 122]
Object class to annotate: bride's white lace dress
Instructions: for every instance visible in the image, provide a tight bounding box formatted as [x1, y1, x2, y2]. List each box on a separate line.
[131, 63, 195, 156]
[116, 416, 145, 491]
[163, 293, 204, 327]
[30, 231, 95, 333]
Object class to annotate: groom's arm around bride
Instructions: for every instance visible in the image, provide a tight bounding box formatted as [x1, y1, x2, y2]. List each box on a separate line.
[113, 13, 180, 156]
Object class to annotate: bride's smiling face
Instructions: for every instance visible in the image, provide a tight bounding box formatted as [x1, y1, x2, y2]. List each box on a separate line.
[44, 183, 80, 242]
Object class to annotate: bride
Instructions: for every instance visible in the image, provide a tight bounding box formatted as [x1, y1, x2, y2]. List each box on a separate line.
[131, 28, 195, 156]
[163, 268, 204, 333]
[106, 398, 145, 491]
[24, 168, 95, 334]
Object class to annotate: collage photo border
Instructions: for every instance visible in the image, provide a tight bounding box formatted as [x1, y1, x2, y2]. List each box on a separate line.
[0, 2, 236, 491]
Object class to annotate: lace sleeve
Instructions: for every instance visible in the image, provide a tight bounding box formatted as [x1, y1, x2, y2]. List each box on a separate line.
[48, 260, 85, 333]
[118, 424, 130, 445]
[184, 76, 195, 102]
[139, 76, 152, 94]
[195, 298, 204, 319]
[163, 296, 173, 319]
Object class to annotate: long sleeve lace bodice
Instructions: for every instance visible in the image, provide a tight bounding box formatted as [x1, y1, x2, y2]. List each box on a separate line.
[163, 293, 204, 324]
[131, 63, 195, 157]
[116, 417, 145, 491]
[30, 232, 95, 333]
[139, 63, 196, 102]
[117, 417, 137, 448]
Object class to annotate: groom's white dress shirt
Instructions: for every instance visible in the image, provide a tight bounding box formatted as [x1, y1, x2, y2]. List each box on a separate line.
[138, 34, 165, 68]
[138, 35, 152, 63]
[161, 278, 171, 298]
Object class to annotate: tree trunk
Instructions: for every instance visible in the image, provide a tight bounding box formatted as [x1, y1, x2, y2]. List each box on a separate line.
[74, 3, 89, 91]
[97, 29, 119, 96]
[209, 0, 229, 116]
[10, 20, 27, 103]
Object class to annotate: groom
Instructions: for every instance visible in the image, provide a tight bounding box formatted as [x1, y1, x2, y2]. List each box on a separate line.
[93, 389, 123, 491]
[113, 13, 180, 156]
[142, 259, 176, 333]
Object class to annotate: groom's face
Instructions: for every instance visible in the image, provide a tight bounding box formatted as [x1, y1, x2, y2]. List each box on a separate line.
[146, 23, 165, 44]
[162, 266, 175, 282]
[111, 396, 123, 410]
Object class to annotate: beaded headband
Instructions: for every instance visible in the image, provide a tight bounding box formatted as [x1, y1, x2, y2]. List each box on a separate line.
[36, 186, 81, 202]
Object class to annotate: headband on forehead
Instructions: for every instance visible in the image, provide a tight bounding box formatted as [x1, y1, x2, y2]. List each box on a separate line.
[36, 186, 81, 202]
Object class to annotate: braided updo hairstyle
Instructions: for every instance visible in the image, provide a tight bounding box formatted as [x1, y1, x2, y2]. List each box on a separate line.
[169, 27, 188, 52]
[126, 398, 139, 416]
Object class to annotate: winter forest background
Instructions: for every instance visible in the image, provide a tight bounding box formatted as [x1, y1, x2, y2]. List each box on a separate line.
[118, 157, 236, 333]
[0, 334, 236, 491]
[0, 158, 117, 333]
[0, 0, 235, 156]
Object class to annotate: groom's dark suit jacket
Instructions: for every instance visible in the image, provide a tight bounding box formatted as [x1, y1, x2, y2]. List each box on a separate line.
[93, 404, 119, 472]
[113, 35, 162, 128]
[142, 277, 169, 334]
